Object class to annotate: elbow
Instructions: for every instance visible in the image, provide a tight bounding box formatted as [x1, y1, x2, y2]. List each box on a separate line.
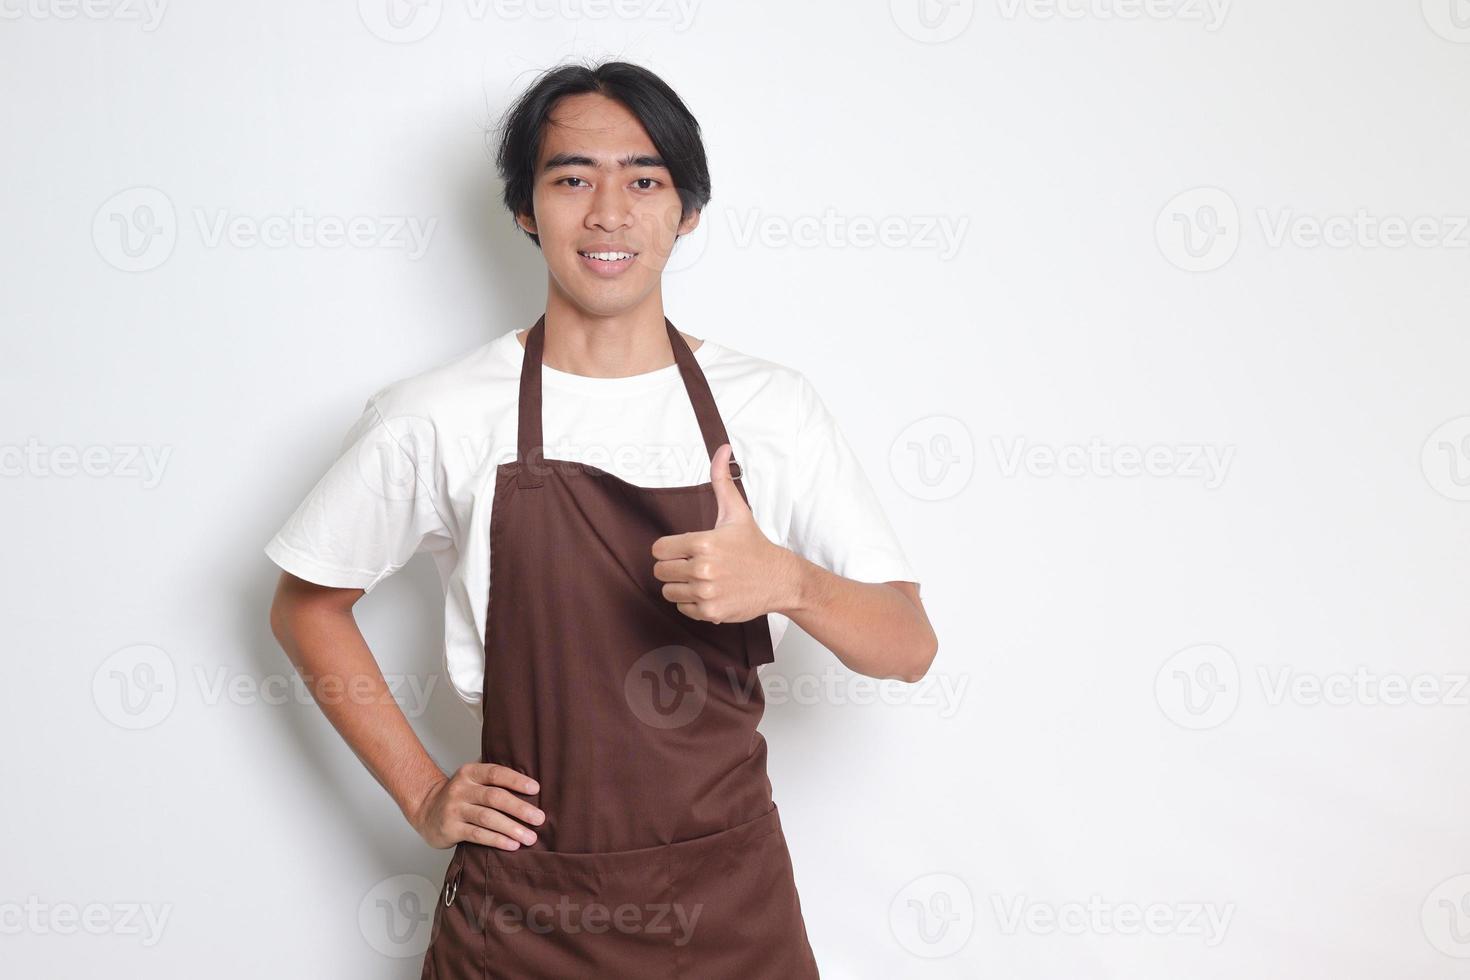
[895, 629, 939, 684]
[883, 582, 937, 683]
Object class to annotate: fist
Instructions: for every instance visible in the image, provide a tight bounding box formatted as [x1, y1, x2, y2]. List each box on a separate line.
[651, 443, 795, 623]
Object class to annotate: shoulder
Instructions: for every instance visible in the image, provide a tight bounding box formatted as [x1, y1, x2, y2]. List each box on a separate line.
[698, 335, 819, 417]
[361, 329, 522, 426]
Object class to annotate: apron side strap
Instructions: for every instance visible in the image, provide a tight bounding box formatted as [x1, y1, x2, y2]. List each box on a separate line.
[743, 617, 775, 669]
[728, 454, 769, 669]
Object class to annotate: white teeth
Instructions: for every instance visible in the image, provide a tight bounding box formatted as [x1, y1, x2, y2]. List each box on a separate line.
[580, 251, 634, 261]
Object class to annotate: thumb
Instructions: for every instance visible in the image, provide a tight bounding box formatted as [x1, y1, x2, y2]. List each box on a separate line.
[710, 443, 750, 527]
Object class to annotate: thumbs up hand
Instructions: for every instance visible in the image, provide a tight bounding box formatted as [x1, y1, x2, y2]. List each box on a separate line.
[651, 444, 797, 624]
[709, 440, 751, 529]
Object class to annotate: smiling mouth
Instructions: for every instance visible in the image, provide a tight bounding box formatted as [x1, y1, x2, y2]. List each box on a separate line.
[576, 249, 639, 276]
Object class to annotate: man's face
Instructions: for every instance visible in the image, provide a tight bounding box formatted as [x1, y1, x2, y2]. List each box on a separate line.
[517, 92, 699, 316]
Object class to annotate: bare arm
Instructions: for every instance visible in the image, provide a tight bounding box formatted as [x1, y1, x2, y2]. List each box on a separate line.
[777, 564, 936, 683]
[654, 444, 939, 683]
[267, 571, 544, 850]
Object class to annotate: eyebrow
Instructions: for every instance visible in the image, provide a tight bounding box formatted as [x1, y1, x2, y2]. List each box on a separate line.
[542, 152, 668, 172]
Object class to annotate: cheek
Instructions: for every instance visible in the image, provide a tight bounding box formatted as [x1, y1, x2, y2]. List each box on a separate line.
[529, 184, 587, 231]
[631, 204, 687, 267]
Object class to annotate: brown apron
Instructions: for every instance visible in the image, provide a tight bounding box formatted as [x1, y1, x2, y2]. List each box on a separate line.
[420, 315, 820, 979]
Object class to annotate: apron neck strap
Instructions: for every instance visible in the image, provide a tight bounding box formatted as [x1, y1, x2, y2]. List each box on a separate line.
[516, 315, 746, 493]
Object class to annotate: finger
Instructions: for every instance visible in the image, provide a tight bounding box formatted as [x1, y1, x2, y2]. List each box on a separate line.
[709, 443, 750, 527]
[651, 557, 695, 583]
[462, 804, 541, 847]
[473, 785, 546, 829]
[457, 820, 530, 852]
[675, 600, 717, 623]
[462, 762, 540, 795]
[660, 582, 706, 604]
[651, 531, 706, 561]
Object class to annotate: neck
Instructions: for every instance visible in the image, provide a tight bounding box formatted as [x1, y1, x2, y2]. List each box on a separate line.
[517, 292, 702, 378]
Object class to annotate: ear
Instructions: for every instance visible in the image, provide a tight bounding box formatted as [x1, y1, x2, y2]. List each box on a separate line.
[677, 207, 701, 238]
[516, 210, 538, 236]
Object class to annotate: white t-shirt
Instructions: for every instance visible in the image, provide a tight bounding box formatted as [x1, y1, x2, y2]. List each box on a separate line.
[265, 325, 919, 711]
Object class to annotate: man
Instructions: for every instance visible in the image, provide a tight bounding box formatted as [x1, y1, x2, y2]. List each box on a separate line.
[267, 60, 937, 978]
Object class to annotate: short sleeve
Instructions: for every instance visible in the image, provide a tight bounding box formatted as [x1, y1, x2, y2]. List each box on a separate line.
[784, 374, 920, 591]
[264, 394, 452, 593]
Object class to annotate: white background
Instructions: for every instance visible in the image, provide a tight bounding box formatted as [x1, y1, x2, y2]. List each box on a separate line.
[4, 1, 1470, 977]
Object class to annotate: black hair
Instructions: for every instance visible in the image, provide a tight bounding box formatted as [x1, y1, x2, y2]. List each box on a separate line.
[492, 60, 711, 249]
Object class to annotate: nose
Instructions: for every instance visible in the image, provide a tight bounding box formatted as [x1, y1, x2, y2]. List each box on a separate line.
[585, 182, 633, 234]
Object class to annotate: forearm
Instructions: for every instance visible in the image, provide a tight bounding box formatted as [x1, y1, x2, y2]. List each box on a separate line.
[269, 583, 446, 823]
[771, 550, 937, 682]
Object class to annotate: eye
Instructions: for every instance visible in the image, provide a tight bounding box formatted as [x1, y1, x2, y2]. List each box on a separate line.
[633, 178, 660, 190]
[556, 176, 590, 188]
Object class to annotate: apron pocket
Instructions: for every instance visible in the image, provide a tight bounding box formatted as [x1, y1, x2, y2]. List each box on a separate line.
[475, 806, 788, 979]
[479, 844, 679, 979]
[667, 804, 820, 978]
